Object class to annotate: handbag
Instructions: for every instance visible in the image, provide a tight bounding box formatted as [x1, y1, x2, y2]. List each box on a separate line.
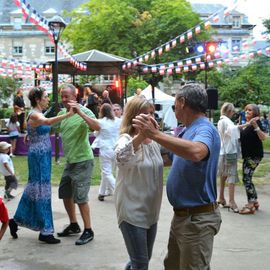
[225, 153, 237, 161]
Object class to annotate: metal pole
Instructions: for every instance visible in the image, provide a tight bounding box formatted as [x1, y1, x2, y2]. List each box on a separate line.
[53, 41, 60, 163]
[205, 56, 208, 90]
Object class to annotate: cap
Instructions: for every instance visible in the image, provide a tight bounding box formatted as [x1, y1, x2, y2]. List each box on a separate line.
[0, 141, 11, 152]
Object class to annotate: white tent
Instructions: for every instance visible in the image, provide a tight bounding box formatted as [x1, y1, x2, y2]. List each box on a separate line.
[127, 85, 177, 129]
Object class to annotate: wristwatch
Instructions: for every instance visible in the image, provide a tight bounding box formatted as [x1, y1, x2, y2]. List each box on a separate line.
[254, 127, 260, 132]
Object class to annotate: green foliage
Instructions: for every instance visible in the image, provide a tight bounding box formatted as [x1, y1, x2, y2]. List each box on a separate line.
[218, 56, 270, 107]
[62, 0, 206, 64]
[0, 77, 21, 103]
[127, 77, 148, 96]
[0, 108, 14, 119]
[263, 136, 270, 152]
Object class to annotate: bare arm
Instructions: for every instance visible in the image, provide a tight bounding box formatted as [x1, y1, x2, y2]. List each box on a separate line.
[250, 117, 266, 141]
[133, 114, 209, 162]
[3, 162, 14, 176]
[28, 109, 73, 127]
[70, 102, 100, 131]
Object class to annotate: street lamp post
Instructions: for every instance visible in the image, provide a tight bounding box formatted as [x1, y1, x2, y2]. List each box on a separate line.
[48, 15, 66, 163]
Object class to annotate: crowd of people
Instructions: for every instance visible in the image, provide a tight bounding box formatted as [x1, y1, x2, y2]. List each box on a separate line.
[0, 82, 269, 270]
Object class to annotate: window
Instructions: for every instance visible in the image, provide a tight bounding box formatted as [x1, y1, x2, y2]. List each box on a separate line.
[232, 38, 241, 53]
[12, 41, 23, 55]
[13, 17, 23, 30]
[45, 41, 54, 55]
[232, 16, 241, 28]
[45, 46, 55, 54]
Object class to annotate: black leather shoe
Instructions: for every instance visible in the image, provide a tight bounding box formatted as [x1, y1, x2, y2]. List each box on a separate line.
[75, 229, 94, 245]
[98, 195, 105, 201]
[9, 219, 18, 239]
[38, 234, 61, 244]
[57, 223, 81, 237]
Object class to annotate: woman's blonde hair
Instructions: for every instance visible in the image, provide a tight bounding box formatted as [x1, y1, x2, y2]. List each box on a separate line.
[220, 102, 235, 116]
[120, 96, 154, 136]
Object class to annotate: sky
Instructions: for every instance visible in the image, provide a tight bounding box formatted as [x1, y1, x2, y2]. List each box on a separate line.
[189, 0, 270, 39]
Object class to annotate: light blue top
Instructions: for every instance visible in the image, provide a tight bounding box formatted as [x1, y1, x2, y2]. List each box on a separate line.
[166, 117, 220, 208]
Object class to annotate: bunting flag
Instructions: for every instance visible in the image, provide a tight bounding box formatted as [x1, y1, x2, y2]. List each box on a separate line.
[180, 35, 185, 43]
[213, 15, 219, 22]
[224, 8, 230, 17]
[21, 1, 30, 18]
[175, 67, 181, 73]
[144, 54, 149, 62]
[29, 9, 38, 24]
[14, 0, 21, 7]
[151, 66, 157, 73]
[165, 43, 170, 52]
[187, 31, 193, 39]
[204, 21, 211, 29]
[195, 26, 201, 34]
[13, 0, 86, 71]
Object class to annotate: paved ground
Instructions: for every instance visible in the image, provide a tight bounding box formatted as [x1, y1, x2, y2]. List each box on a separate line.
[1, 185, 270, 270]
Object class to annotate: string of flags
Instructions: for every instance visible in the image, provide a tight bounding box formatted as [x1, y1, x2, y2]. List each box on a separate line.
[13, 0, 87, 71]
[133, 45, 270, 76]
[123, 0, 240, 69]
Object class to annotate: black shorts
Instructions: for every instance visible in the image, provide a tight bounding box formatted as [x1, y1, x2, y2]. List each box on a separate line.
[5, 175, 18, 190]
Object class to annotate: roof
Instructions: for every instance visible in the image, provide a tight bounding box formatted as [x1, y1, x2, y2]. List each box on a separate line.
[0, 0, 89, 23]
[59, 49, 129, 62]
[192, 3, 254, 26]
[49, 49, 131, 75]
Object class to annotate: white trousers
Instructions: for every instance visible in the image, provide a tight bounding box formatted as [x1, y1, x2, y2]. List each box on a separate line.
[98, 155, 116, 196]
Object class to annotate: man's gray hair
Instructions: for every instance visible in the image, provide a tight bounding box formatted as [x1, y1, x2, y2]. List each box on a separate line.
[61, 83, 77, 96]
[176, 83, 208, 113]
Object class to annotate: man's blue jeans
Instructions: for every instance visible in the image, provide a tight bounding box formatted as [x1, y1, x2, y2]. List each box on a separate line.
[120, 221, 157, 270]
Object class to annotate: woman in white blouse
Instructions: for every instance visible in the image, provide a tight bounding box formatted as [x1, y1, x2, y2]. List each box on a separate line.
[217, 102, 240, 213]
[114, 96, 164, 270]
[92, 103, 121, 201]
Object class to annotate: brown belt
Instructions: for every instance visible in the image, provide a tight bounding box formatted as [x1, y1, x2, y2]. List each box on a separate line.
[173, 202, 218, 217]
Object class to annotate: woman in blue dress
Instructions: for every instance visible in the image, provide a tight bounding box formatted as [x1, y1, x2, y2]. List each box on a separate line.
[9, 87, 74, 244]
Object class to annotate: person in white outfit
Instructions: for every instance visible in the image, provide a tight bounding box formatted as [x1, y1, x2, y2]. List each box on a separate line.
[92, 103, 121, 201]
[217, 102, 240, 213]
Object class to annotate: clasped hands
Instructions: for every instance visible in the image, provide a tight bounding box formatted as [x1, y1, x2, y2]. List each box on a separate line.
[246, 116, 260, 128]
[132, 113, 159, 138]
[66, 100, 82, 117]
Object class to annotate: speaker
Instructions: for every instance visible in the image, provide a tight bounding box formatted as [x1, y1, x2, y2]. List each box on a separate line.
[207, 88, 218, 110]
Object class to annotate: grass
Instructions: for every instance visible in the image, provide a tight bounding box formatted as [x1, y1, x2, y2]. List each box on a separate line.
[263, 136, 270, 152]
[0, 155, 270, 187]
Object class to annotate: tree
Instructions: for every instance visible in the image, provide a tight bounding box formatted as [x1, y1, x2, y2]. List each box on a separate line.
[63, 0, 204, 63]
[218, 56, 270, 107]
[0, 77, 21, 106]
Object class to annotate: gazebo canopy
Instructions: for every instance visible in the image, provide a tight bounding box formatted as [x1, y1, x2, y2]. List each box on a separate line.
[48, 49, 130, 75]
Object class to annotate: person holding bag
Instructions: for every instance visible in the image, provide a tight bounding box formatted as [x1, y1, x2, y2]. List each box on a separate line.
[217, 102, 240, 213]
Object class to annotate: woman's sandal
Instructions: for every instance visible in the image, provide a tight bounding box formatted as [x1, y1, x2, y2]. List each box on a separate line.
[254, 202, 259, 210]
[217, 199, 229, 208]
[239, 205, 256, 215]
[228, 204, 239, 213]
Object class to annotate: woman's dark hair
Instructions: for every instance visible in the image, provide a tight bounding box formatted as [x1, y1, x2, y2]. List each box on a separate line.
[9, 112, 18, 123]
[99, 103, 114, 120]
[28, 87, 46, 107]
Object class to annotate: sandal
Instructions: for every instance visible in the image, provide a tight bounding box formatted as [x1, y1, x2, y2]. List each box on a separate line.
[239, 205, 256, 215]
[217, 199, 229, 208]
[228, 203, 239, 213]
[254, 202, 259, 210]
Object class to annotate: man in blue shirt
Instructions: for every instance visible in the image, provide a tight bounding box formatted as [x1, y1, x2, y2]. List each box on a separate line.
[133, 83, 221, 270]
